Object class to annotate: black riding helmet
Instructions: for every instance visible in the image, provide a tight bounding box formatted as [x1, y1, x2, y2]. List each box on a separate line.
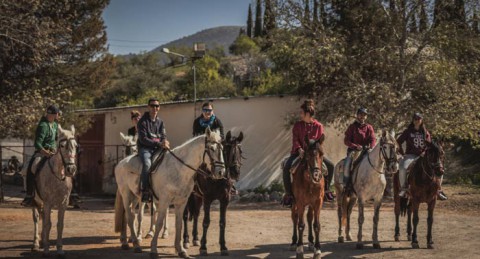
[357, 107, 368, 115]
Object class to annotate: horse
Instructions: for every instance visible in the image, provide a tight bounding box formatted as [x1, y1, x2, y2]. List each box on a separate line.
[30, 125, 78, 258]
[120, 132, 137, 155]
[290, 134, 326, 259]
[394, 141, 445, 249]
[334, 130, 398, 249]
[182, 131, 244, 256]
[113, 134, 169, 252]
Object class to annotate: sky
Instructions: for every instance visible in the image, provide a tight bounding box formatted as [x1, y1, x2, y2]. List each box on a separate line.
[103, 0, 253, 55]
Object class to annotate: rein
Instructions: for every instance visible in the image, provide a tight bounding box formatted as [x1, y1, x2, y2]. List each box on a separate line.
[366, 138, 397, 174]
[46, 137, 77, 181]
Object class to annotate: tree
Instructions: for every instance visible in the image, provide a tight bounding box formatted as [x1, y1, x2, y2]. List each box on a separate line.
[0, 0, 112, 138]
[312, 0, 319, 25]
[229, 35, 260, 55]
[419, 2, 428, 32]
[409, 11, 418, 33]
[254, 0, 263, 37]
[303, 0, 311, 27]
[247, 4, 253, 38]
[263, 0, 276, 36]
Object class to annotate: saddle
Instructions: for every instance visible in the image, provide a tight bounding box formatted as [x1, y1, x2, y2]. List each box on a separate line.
[30, 156, 49, 177]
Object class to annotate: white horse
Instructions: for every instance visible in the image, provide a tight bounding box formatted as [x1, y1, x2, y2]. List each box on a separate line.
[30, 125, 78, 258]
[334, 130, 398, 249]
[120, 132, 138, 154]
[114, 133, 169, 252]
[147, 128, 225, 259]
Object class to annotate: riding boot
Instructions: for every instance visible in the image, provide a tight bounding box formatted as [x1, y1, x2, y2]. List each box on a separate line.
[324, 158, 335, 201]
[437, 175, 448, 201]
[21, 160, 36, 207]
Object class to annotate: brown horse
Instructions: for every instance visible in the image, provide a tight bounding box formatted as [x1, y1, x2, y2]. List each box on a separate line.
[291, 134, 325, 259]
[182, 131, 244, 256]
[393, 141, 445, 249]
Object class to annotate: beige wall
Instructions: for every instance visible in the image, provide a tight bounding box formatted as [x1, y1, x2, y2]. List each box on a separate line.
[91, 96, 346, 193]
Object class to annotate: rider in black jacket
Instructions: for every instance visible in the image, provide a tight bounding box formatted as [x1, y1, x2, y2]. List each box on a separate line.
[193, 102, 224, 138]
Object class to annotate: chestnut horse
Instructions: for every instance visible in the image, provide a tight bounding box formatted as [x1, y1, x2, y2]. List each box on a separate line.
[394, 141, 445, 249]
[290, 134, 325, 259]
[182, 131, 244, 256]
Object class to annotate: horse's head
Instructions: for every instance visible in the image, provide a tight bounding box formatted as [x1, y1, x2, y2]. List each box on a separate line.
[223, 131, 244, 181]
[425, 140, 445, 177]
[303, 134, 325, 183]
[380, 129, 399, 174]
[120, 132, 137, 154]
[58, 125, 78, 177]
[204, 127, 225, 179]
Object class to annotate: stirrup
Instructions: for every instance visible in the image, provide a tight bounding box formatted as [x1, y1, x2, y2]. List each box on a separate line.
[21, 196, 35, 207]
[281, 194, 293, 208]
[437, 190, 448, 201]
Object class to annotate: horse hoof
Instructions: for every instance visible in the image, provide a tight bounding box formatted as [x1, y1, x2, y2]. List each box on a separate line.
[193, 240, 200, 246]
[308, 243, 315, 252]
[407, 235, 412, 241]
[356, 243, 364, 250]
[427, 243, 434, 249]
[394, 235, 400, 242]
[289, 244, 296, 251]
[346, 236, 353, 241]
[32, 246, 40, 252]
[121, 244, 130, 250]
[178, 252, 191, 259]
[338, 236, 344, 243]
[200, 249, 208, 256]
[161, 233, 169, 239]
[221, 249, 229, 256]
[412, 243, 419, 249]
[128, 237, 133, 243]
[373, 243, 381, 249]
[296, 252, 304, 259]
[134, 246, 142, 253]
[183, 242, 190, 249]
[145, 233, 153, 239]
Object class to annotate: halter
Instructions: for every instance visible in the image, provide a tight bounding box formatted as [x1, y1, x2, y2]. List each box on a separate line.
[302, 141, 323, 184]
[202, 136, 226, 178]
[223, 140, 244, 179]
[419, 146, 443, 180]
[47, 137, 77, 181]
[367, 136, 398, 174]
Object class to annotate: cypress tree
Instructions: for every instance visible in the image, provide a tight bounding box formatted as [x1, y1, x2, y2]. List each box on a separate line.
[247, 4, 253, 38]
[254, 0, 263, 37]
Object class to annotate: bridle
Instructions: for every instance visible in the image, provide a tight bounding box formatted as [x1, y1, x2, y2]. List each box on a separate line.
[303, 141, 323, 184]
[223, 139, 244, 179]
[202, 136, 226, 178]
[419, 145, 444, 180]
[47, 137, 77, 181]
[367, 136, 398, 174]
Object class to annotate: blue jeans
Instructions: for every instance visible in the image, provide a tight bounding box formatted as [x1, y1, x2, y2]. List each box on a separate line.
[139, 147, 155, 192]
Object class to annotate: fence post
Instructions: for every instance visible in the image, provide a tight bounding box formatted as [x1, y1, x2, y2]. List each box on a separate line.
[0, 145, 4, 203]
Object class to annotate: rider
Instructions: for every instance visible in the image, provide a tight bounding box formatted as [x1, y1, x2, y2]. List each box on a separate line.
[282, 99, 335, 206]
[21, 105, 60, 207]
[193, 102, 224, 139]
[137, 98, 169, 202]
[126, 110, 141, 156]
[341, 107, 376, 191]
[396, 112, 447, 200]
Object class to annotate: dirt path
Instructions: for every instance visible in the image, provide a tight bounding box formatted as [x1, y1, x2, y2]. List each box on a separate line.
[1, 185, 479, 259]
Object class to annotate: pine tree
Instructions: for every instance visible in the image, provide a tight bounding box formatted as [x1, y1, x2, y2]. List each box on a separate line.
[263, 0, 276, 36]
[254, 0, 263, 37]
[247, 4, 253, 38]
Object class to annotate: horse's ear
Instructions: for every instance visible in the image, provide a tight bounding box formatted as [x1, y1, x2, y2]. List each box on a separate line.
[317, 134, 325, 145]
[237, 132, 244, 143]
[390, 129, 395, 138]
[226, 131, 232, 142]
[71, 125, 75, 135]
[205, 127, 212, 136]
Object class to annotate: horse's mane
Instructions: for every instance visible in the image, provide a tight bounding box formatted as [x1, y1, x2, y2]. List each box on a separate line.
[171, 130, 222, 153]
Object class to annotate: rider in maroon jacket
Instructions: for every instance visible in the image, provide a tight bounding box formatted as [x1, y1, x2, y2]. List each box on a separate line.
[341, 108, 376, 190]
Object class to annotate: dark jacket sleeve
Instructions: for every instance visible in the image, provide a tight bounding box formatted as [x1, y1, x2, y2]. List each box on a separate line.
[137, 120, 157, 148]
[193, 118, 200, 137]
[215, 118, 225, 139]
[396, 129, 408, 155]
[159, 121, 166, 141]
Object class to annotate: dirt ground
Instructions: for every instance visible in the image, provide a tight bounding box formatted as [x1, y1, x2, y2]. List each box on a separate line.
[1, 184, 479, 259]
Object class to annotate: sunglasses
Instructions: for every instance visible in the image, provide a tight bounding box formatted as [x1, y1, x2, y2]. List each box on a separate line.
[149, 104, 160, 108]
[202, 109, 213, 112]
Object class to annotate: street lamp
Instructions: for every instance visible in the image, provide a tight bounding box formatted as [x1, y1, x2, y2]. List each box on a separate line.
[161, 43, 205, 120]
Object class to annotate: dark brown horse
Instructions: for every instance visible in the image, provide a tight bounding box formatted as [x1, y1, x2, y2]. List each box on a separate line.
[291, 135, 325, 259]
[394, 141, 445, 249]
[182, 131, 244, 256]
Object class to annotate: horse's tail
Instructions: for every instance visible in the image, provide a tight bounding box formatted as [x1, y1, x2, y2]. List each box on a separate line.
[114, 190, 125, 233]
[400, 197, 409, 217]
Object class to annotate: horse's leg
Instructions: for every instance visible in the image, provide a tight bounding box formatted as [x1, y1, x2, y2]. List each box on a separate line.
[407, 202, 413, 241]
[200, 200, 212, 256]
[337, 193, 344, 243]
[290, 206, 298, 251]
[372, 199, 382, 249]
[150, 199, 168, 258]
[56, 207, 66, 257]
[183, 205, 190, 249]
[307, 207, 314, 251]
[146, 202, 156, 239]
[32, 207, 40, 251]
[313, 203, 322, 259]
[136, 201, 144, 242]
[346, 198, 356, 241]
[411, 201, 420, 248]
[394, 197, 400, 241]
[427, 199, 436, 249]
[174, 201, 190, 259]
[192, 207, 200, 246]
[42, 205, 52, 256]
[219, 197, 229, 255]
[123, 192, 141, 253]
[162, 205, 169, 239]
[356, 199, 365, 249]
[296, 203, 306, 259]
